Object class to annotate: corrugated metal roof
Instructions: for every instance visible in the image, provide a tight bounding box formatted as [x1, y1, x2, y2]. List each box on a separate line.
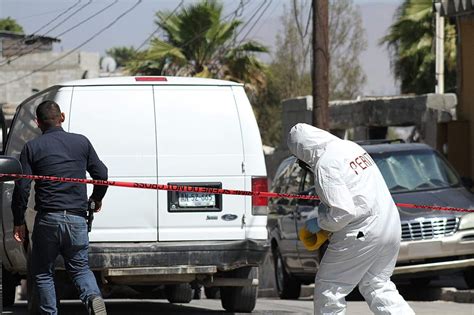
[435, 0, 474, 16]
[0, 31, 60, 43]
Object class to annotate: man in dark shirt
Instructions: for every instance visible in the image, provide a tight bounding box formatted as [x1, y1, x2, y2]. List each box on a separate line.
[12, 100, 108, 315]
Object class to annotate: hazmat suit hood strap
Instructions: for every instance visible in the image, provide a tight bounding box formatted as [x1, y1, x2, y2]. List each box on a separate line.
[287, 123, 340, 167]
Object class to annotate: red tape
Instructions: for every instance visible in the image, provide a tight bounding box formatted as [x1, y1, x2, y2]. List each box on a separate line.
[1, 173, 473, 213]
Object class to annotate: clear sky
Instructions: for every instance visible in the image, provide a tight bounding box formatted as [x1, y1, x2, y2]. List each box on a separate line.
[0, 0, 403, 96]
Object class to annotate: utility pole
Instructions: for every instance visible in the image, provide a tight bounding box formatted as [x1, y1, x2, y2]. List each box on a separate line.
[435, 9, 445, 94]
[312, 0, 329, 129]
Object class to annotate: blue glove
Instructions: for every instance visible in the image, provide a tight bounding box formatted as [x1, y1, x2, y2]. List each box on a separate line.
[305, 217, 320, 234]
[318, 202, 329, 216]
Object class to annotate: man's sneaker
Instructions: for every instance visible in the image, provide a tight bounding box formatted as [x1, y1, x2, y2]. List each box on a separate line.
[87, 295, 107, 315]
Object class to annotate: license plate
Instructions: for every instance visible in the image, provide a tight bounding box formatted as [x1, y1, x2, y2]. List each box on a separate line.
[178, 192, 216, 208]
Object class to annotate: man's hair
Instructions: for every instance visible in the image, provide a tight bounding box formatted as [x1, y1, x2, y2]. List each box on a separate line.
[36, 100, 62, 128]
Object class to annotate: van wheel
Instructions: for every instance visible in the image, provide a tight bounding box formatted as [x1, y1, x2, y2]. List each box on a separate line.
[204, 287, 220, 299]
[409, 277, 432, 287]
[464, 267, 474, 289]
[165, 284, 193, 303]
[2, 265, 17, 307]
[274, 248, 301, 299]
[220, 267, 258, 313]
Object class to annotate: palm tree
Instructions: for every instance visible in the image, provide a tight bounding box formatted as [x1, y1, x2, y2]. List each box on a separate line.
[380, 0, 456, 94]
[126, 1, 268, 97]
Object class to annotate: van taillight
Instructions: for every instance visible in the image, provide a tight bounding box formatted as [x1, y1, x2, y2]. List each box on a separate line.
[252, 177, 268, 215]
[135, 76, 167, 81]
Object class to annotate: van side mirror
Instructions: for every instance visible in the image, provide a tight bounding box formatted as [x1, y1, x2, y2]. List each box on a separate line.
[461, 177, 473, 190]
[0, 157, 22, 182]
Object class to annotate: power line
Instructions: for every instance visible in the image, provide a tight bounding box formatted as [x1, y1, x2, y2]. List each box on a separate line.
[40, 0, 94, 37]
[31, 0, 82, 35]
[0, 0, 82, 56]
[16, 8, 69, 21]
[0, 0, 118, 67]
[145, 0, 249, 57]
[0, 0, 143, 87]
[233, 0, 267, 41]
[55, 0, 118, 38]
[211, 0, 266, 60]
[135, 0, 184, 51]
[238, 0, 273, 45]
[251, 0, 281, 39]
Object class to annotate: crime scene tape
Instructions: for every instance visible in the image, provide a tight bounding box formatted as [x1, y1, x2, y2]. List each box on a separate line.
[1, 173, 473, 213]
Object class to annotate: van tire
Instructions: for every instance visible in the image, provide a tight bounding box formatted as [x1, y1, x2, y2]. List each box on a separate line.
[165, 284, 193, 303]
[274, 248, 301, 299]
[2, 265, 17, 307]
[464, 267, 474, 289]
[220, 267, 258, 313]
[409, 277, 432, 287]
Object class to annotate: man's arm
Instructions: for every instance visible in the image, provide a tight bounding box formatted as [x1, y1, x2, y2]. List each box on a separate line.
[316, 163, 356, 232]
[86, 140, 108, 210]
[11, 145, 33, 241]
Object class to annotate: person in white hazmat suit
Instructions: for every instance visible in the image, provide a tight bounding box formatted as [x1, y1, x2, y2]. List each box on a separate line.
[287, 123, 414, 315]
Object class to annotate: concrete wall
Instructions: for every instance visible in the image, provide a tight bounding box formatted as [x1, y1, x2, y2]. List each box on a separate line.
[0, 51, 99, 120]
[265, 93, 458, 183]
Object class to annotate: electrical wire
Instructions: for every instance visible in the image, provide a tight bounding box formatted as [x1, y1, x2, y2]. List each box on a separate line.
[16, 8, 69, 21]
[233, 0, 267, 41]
[0, 0, 143, 86]
[0, 0, 119, 67]
[0, 0, 94, 65]
[31, 0, 82, 35]
[251, 0, 281, 39]
[238, 0, 273, 45]
[40, 0, 94, 37]
[209, 0, 266, 61]
[0, 0, 82, 55]
[135, 0, 184, 51]
[146, 0, 250, 55]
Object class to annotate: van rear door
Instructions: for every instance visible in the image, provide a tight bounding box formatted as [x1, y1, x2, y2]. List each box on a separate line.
[68, 86, 158, 242]
[154, 85, 246, 241]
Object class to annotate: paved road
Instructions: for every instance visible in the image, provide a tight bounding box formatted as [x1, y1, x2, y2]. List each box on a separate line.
[3, 298, 474, 315]
[3, 273, 473, 314]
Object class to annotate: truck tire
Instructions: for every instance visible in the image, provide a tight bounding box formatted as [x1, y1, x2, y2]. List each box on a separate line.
[274, 248, 301, 299]
[2, 265, 17, 307]
[204, 287, 220, 299]
[220, 267, 258, 313]
[165, 283, 193, 303]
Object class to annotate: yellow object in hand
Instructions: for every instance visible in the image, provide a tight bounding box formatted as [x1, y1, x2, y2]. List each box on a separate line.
[298, 226, 330, 251]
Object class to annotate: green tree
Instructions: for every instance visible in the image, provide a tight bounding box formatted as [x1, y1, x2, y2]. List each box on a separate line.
[0, 17, 24, 33]
[126, 0, 268, 100]
[258, 0, 367, 147]
[380, 0, 456, 94]
[105, 46, 137, 68]
[270, 0, 367, 101]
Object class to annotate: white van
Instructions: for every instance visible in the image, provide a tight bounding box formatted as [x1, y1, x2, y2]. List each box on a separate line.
[0, 76, 269, 312]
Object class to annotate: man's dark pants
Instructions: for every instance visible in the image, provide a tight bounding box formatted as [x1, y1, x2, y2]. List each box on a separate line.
[32, 211, 101, 314]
